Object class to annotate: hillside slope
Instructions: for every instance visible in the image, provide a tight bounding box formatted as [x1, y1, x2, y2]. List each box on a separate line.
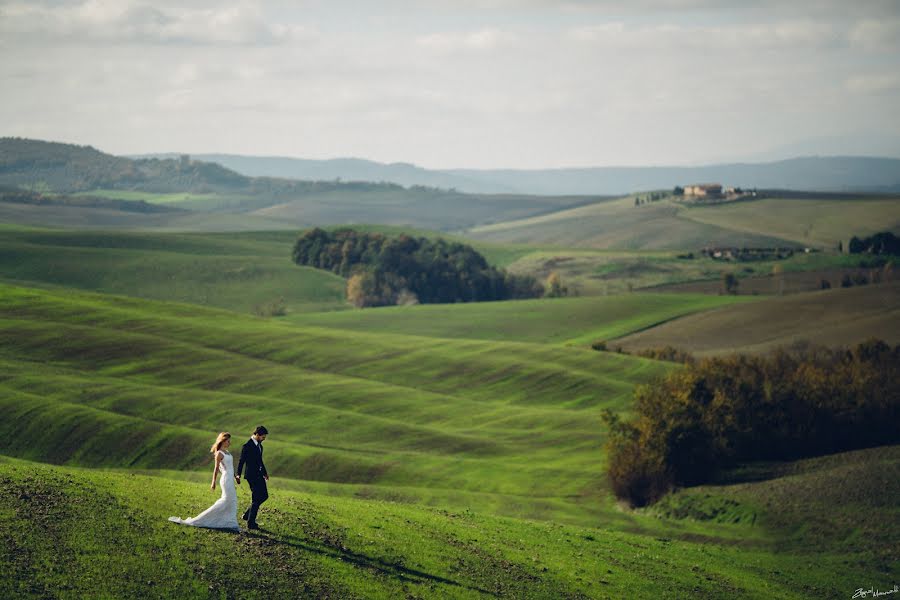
[0, 228, 347, 314]
[2, 443, 896, 598]
[613, 281, 900, 355]
[680, 195, 900, 248]
[467, 196, 794, 249]
[0, 283, 673, 525]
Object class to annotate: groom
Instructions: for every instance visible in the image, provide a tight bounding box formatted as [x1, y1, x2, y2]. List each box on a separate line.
[236, 425, 269, 530]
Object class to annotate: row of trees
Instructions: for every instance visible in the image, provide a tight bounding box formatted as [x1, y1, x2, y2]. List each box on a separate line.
[848, 231, 899, 255]
[0, 186, 177, 214]
[292, 228, 544, 307]
[603, 340, 899, 507]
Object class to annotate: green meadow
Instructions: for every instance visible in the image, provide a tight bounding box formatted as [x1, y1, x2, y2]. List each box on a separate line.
[1, 194, 898, 597]
[1, 280, 897, 598]
[0, 227, 347, 314]
[288, 293, 757, 346]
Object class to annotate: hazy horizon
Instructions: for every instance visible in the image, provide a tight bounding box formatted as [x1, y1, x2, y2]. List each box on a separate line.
[3, 0, 900, 169]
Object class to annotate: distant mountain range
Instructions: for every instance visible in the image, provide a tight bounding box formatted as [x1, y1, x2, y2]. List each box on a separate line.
[140, 153, 900, 195]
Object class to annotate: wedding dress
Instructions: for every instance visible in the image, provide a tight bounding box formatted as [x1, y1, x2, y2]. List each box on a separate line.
[169, 451, 240, 531]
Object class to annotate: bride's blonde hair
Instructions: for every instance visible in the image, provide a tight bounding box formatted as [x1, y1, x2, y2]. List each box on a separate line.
[210, 431, 231, 454]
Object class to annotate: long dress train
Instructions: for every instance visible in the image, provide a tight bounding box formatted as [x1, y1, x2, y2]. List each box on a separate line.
[169, 451, 240, 531]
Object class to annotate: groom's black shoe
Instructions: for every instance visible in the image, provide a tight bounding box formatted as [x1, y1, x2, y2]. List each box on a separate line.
[247, 522, 259, 530]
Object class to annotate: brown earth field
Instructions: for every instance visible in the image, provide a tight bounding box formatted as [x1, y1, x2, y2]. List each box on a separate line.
[645, 267, 894, 296]
[611, 280, 900, 356]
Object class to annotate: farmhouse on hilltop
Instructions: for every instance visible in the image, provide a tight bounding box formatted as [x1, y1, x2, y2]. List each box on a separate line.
[683, 183, 723, 198]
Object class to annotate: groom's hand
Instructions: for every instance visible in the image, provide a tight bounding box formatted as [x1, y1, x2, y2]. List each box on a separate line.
[264, 475, 269, 481]
[235, 476, 241, 485]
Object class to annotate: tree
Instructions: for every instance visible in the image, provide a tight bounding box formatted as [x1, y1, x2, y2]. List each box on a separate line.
[721, 272, 739, 295]
[346, 273, 372, 308]
[545, 271, 567, 298]
[772, 264, 784, 295]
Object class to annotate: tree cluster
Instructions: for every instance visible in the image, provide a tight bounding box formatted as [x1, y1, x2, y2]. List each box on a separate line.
[848, 231, 899, 255]
[602, 340, 900, 507]
[292, 228, 543, 307]
[0, 186, 179, 214]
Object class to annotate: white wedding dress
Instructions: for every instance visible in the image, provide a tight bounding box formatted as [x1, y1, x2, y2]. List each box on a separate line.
[169, 451, 240, 531]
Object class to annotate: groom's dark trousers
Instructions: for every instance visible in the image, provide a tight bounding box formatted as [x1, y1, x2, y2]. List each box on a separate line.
[237, 439, 268, 526]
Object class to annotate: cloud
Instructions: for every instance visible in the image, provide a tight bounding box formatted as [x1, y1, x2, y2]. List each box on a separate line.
[0, 0, 314, 46]
[846, 73, 900, 95]
[568, 20, 840, 51]
[849, 18, 900, 51]
[416, 28, 519, 52]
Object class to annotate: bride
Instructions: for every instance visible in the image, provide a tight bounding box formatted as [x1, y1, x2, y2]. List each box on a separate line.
[169, 432, 240, 532]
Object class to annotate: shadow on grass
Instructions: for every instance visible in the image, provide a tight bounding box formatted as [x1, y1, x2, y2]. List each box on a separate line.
[243, 528, 497, 596]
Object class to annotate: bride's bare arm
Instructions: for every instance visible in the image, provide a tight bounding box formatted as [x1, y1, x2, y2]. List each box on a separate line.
[211, 451, 223, 489]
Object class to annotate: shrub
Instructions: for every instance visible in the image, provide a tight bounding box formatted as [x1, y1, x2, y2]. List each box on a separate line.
[604, 340, 900, 507]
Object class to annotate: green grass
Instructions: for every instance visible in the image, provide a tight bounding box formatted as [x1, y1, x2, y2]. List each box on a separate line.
[614, 280, 900, 355]
[681, 196, 900, 249]
[75, 189, 223, 204]
[1, 279, 896, 597]
[2, 445, 896, 598]
[288, 293, 758, 346]
[0, 282, 675, 525]
[0, 199, 301, 231]
[0, 228, 347, 314]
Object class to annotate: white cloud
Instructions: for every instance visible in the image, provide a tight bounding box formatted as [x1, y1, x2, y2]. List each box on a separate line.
[846, 73, 900, 95]
[849, 18, 900, 51]
[0, 0, 314, 45]
[568, 20, 840, 51]
[416, 28, 518, 52]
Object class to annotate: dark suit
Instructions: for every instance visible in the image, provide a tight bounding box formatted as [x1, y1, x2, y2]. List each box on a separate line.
[237, 438, 268, 526]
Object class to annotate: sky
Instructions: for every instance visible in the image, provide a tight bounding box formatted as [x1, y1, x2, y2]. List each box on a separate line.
[2, 0, 900, 169]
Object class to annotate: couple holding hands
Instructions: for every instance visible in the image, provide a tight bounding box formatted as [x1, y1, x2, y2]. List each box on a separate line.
[169, 426, 270, 532]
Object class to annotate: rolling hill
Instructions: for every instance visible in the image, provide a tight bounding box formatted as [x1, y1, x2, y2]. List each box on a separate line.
[2, 138, 898, 598]
[467, 195, 796, 249]
[0, 138, 606, 232]
[143, 152, 900, 195]
[1, 266, 897, 597]
[0, 227, 347, 314]
[680, 195, 900, 248]
[8, 447, 896, 599]
[612, 281, 900, 355]
[467, 193, 900, 251]
[287, 293, 757, 346]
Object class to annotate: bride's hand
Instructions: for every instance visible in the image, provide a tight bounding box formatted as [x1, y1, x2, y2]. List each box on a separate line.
[210, 483, 216, 490]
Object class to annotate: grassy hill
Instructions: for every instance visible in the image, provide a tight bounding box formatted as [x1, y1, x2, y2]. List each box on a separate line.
[2, 446, 895, 598]
[680, 195, 900, 248]
[467, 196, 796, 250]
[287, 293, 758, 346]
[0, 282, 675, 524]
[1, 282, 896, 597]
[0, 227, 346, 314]
[0, 138, 606, 232]
[613, 281, 900, 355]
